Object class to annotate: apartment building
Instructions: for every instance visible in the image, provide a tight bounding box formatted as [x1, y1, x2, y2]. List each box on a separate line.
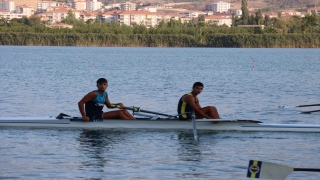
[0, 0, 15, 13]
[98, 10, 121, 23]
[16, 5, 34, 16]
[45, 7, 80, 24]
[74, 0, 86, 10]
[120, 2, 136, 11]
[86, 0, 102, 11]
[211, 1, 230, 13]
[37, 1, 59, 12]
[117, 10, 158, 27]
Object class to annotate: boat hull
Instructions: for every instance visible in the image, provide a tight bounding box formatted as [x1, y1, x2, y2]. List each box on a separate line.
[1, 117, 320, 132]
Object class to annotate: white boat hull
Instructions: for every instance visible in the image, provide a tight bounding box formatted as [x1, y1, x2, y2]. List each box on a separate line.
[1, 116, 320, 132]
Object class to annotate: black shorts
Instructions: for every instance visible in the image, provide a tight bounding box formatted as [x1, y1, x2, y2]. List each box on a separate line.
[89, 111, 103, 120]
[179, 115, 191, 121]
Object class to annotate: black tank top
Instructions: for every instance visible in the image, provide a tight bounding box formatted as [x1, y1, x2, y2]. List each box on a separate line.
[177, 92, 198, 120]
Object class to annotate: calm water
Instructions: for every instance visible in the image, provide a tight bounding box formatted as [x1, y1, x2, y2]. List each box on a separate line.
[0, 46, 320, 179]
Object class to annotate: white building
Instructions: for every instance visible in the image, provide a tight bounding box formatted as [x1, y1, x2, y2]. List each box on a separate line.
[114, 10, 158, 27]
[307, 7, 320, 15]
[16, 5, 34, 16]
[0, 0, 15, 13]
[45, 8, 80, 24]
[205, 15, 232, 27]
[37, 1, 59, 12]
[211, 1, 230, 13]
[120, 2, 136, 11]
[228, 9, 242, 16]
[179, 11, 204, 18]
[86, 0, 102, 11]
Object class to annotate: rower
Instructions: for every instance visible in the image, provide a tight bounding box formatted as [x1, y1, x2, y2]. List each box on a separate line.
[177, 82, 220, 120]
[78, 78, 135, 121]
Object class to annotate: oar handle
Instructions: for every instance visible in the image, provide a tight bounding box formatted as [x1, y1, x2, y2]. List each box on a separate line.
[297, 104, 320, 107]
[294, 168, 320, 172]
[301, 109, 320, 114]
[278, 104, 320, 109]
[124, 106, 176, 117]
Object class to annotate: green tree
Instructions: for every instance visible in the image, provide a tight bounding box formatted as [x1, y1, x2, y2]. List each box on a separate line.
[304, 10, 319, 27]
[255, 9, 263, 25]
[271, 17, 287, 33]
[28, 15, 42, 26]
[61, 10, 79, 25]
[241, 0, 249, 25]
[264, 15, 271, 26]
[199, 15, 205, 22]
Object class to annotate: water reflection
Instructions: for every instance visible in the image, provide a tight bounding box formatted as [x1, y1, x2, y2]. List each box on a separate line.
[76, 129, 128, 170]
[176, 131, 219, 162]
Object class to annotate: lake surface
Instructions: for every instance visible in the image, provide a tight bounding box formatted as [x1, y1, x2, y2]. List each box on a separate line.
[0, 46, 320, 179]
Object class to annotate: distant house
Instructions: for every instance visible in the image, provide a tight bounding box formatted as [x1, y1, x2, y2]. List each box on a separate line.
[179, 11, 205, 18]
[79, 10, 98, 22]
[307, 7, 320, 15]
[228, 8, 242, 16]
[204, 14, 232, 27]
[281, 10, 301, 16]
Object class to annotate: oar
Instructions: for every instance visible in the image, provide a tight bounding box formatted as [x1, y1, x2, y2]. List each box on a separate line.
[301, 109, 320, 114]
[191, 110, 198, 141]
[278, 103, 320, 109]
[123, 106, 176, 118]
[247, 160, 320, 180]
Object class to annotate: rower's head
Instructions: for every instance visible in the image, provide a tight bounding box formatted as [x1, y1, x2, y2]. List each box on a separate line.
[96, 78, 108, 90]
[192, 82, 204, 95]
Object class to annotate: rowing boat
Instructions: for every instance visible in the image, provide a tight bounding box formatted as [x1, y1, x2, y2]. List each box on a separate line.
[0, 113, 320, 132]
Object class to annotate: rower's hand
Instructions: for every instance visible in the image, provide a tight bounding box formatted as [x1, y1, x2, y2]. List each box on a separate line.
[82, 116, 90, 122]
[117, 103, 125, 109]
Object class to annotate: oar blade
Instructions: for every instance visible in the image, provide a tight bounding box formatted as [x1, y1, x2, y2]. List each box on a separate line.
[247, 160, 293, 180]
[278, 105, 295, 109]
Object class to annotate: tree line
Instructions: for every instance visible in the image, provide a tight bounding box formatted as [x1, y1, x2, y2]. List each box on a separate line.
[0, 6, 320, 47]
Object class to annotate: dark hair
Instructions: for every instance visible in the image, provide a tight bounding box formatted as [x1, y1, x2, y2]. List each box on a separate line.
[97, 78, 108, 85]
[193, 82, 204, 88]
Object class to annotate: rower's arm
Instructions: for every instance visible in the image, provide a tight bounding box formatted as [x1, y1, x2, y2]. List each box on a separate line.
[105, 97, 124, 109]
[184, 96, 211, 119]
[78, 92, 97, 120]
